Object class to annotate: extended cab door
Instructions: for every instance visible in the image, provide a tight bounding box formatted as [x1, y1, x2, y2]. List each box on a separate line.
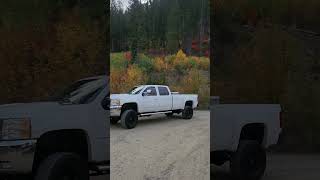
[157, 86, 172, 111]
[139, 86, 158, 113]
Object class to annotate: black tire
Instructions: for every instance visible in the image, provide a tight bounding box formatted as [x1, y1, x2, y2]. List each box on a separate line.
[34, 152, 89, 180]
[165, 112, 173, 117]
[182, 106, 193, 119]
[110, 117, 120, 124]
[120, 109, 138, 129]
[230, 140, 266, 180]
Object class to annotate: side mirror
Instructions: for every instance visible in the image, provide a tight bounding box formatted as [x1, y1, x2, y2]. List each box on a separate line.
[101, 96, 110, 110]
[142, 89, 152, 96]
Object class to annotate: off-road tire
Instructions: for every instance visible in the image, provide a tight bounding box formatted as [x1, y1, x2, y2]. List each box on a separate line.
[120, 109, 138, 129]
[182, 106, 193, 119]
[34, 153, 89, 180]
[230, 140, 266, 180]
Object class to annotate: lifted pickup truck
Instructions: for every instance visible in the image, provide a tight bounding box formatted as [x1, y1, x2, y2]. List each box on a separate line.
[0, 76, 110, 180]
[211, 96, 282, 180]
[110, 85, 198, 129]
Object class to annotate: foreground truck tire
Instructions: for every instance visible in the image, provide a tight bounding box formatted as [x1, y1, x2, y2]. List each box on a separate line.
[121, 109, 138, 129]
[230, 140, 266, 180]
[34, 153, 89, 180]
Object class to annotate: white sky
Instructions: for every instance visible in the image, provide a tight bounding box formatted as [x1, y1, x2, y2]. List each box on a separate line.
[121, 0, 130, 9]
[119, 0, 148, 10]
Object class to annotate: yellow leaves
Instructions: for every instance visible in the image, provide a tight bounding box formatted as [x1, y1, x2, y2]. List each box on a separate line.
[174, 49, 187, 65]
[110, 65, 146, 93]
[197, 57, 210, 70]
[175, 49, 187, 61]
[126, 65, 145, 88]
[110, 68, 126, 94]
[154, 57, 167, 72]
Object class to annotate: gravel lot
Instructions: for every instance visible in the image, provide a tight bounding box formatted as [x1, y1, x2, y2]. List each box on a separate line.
[111, 111, 210, 180]
[211, 153, 320, 180]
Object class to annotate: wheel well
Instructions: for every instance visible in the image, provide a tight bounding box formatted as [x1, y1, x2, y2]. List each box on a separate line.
[240, 123, 265, 145]
[33, 129, 89, 172]
[185, 101, 193, 107]
[121, 103, 138, 114]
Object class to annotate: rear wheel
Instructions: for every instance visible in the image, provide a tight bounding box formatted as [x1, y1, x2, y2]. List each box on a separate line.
[34, 152, 89, 180]
[182, 106, 193, 119]
[230, 140, 266, 180]
[120, 109, 138, 129]
[165, 112, 173, 117]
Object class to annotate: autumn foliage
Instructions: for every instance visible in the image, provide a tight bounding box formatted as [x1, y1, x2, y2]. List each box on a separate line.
[0, 4, 107, 104]
[111, 50, 210, 108]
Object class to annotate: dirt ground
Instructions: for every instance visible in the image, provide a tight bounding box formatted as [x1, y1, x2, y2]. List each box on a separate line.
[211, 153, 320, 180]
[110, 111, 210, 180]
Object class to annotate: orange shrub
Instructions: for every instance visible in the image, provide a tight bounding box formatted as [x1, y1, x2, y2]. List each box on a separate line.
[110, 68, 126, 93]
[124, 65, 146, 89]
[154, 57, 167, 72]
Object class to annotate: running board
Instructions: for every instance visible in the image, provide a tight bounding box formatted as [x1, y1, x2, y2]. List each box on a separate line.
[140, 111, 172, 117]
[90, 165, 110, 176]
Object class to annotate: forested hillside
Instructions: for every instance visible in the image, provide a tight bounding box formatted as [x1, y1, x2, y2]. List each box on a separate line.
[111, 0, 210, 58]
[0, 0, 107, 104]
[212, 0, 320, 151]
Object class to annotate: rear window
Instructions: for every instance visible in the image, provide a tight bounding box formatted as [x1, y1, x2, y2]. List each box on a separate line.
[158, 87, 169, 96]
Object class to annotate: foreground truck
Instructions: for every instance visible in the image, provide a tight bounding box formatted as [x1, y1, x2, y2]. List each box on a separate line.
[0, 76, 110, 180]
[211, 96, 282, 180]
[110, 85, 198, 129]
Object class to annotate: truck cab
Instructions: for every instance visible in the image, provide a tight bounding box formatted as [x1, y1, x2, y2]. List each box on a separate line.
[0, 76, 110, 180]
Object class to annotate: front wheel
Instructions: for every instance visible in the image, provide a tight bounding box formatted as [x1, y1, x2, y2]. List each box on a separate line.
[120, 109, 138, 129]
[230, 140, 266, 180]
[182, 106, 193, 119]
[34, 153, 89, 180]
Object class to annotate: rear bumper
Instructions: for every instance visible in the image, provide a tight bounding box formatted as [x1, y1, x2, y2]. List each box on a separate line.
[0, 140, 36, 174]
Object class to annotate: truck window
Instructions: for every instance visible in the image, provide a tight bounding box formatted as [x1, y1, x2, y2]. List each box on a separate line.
[56, 78, 106, 104]
[128, 86, 144, 94]
[143, 87, 157, 96]
[158, 87, 170, 96]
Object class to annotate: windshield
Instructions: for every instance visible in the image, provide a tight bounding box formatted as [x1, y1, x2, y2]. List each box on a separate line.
[54, 78, 107, 104]
[128, 86, 144, 95]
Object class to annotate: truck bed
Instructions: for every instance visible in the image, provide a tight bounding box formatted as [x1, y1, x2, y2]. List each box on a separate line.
[211, 103, 281, 151]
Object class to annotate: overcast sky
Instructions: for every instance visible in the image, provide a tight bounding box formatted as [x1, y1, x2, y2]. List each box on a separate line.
[119, 0, 148, 10]
[121, 0, 130, 9]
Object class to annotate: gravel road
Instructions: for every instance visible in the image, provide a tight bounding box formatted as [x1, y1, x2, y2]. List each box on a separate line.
[111, 111, 210, 180]
[211, 153, 320, 180]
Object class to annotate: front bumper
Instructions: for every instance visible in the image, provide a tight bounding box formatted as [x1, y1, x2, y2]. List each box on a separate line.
[110, 105, 122, 117]
[0, 139, 36, 174]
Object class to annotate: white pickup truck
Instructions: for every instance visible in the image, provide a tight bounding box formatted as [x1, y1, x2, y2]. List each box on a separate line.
[211, 96, 282, 180]
[110, 85, 198, 129]
[0, 76, 110, 180]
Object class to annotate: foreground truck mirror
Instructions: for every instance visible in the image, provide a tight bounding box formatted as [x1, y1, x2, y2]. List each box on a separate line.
[101, 96, 110, 110]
